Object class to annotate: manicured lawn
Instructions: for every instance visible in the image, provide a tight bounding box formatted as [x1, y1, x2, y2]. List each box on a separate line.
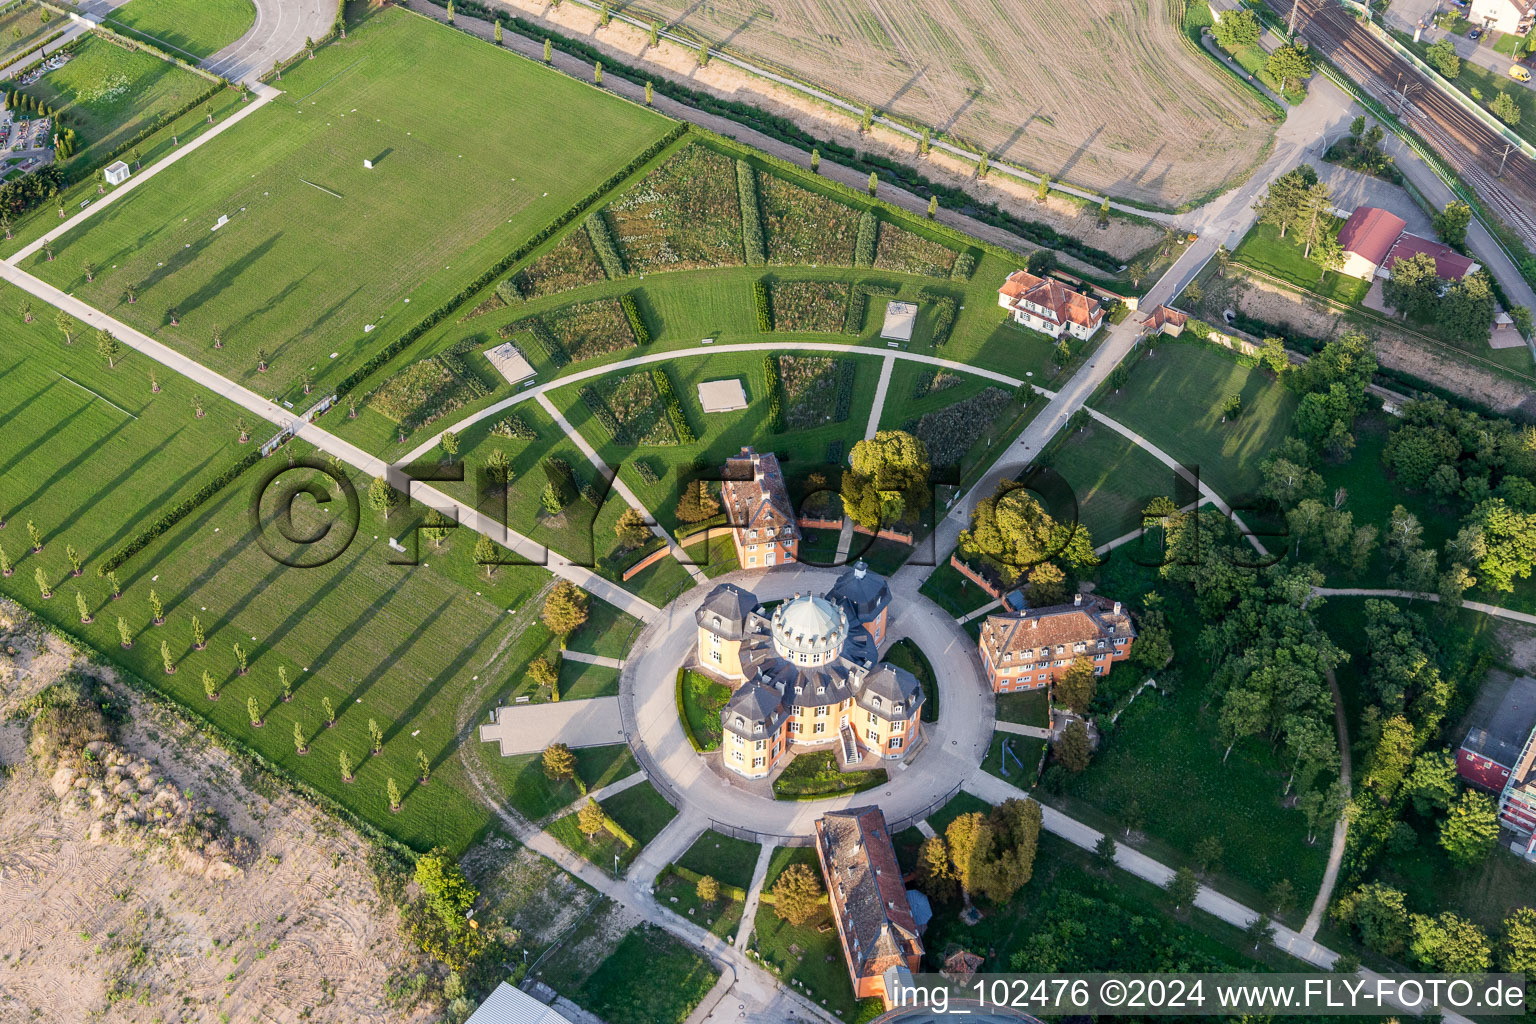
[1091, 341, 1298, 501]
[771, 749, 887, 799]
[481, 743, 640, 823]
[981, 732, 1045, 784]
[552, 780, 677, 873]
[567, 922, 719, 1024]
[751, 846, 878, 1021]
[105, 0, 256, 59]
[674, 829, 761, 890]
[1042, 419, 1178, 544]
[882, 637, 939, 721]
[655, 870, 744, 938]
[919, 552, 998, 618]
[679, 668, 730, 750]
[0, 2, 59, 68]
[1231, 221, 1372, 305]
[565, 598, 642, 660]
[559, 660, 619, 700]
[29, 6, 673, 398]
[14, 34, 214, 170]
[995, 688, 1050, 727]
[926, 789, 993, 836]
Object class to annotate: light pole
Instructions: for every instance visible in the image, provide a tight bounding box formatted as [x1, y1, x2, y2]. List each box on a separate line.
[1498, 142, 1514, 178]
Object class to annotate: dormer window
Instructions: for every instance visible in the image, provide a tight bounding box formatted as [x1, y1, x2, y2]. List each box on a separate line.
[871, 695, 882, 709]
[817, 685, 826, 695]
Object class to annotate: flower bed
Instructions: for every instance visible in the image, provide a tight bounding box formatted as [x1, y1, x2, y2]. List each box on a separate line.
[769, 281, 849, 334]
[542, 297, 638, 363]
[913, 369, 964, 398]
[582, 371, 677, 446]
[367, 354, 490, 430]
[771, 750, 887, 799]
[604, 142, 742, 273]
[489, 413, 538, 441]
[910, 386, 1013, 466]
[777, 354, 847, 429]
[512, 228, 608, 299]
[758, 171, 859, 266]
[874, 222, 958, 277]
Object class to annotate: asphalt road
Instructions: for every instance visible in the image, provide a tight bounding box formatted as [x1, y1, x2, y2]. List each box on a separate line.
[203, 0, 336, 83]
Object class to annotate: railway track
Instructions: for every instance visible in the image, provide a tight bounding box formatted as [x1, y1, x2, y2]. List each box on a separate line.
[1277, 0, 1536, 250]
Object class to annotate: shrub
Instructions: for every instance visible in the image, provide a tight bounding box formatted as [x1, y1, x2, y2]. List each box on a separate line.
[736, 158, 766, 266]
[585, 212, 626, 279]
[951, 251, 976, 280]
[763, 354, 785, 433]
[843, 287, 867, 335]
[753, 280, 772, 332]
[636, 460, 661, 485]
[652, 367, 696, 443]
[834, 360, 856, 422]
[489, 414, 538, 440]
[620, 292, 652, 345]
[493, 278, 523, 306]
[925, 293, 958, 346]
[853, 210, 878, 267]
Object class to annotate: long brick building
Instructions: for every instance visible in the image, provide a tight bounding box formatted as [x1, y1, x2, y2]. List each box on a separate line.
[722, 446, 799, 570]
[978, 594, 1135, 693]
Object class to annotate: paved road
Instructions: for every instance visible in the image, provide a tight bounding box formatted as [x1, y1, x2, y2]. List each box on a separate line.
[203, 0, 336, 84]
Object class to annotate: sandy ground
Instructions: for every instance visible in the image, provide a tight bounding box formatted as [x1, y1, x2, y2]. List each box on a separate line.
[581, 0, 1276, 207]
[0, 601, 437, 1024]
[1212, 269, 1536, 416]
[424, 0, 1171, 259]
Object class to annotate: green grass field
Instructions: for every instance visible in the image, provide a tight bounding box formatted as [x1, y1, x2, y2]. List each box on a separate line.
[1231, 221, 1371, 305]
[0, 1, 59, 68]
[30, 6, 672, 398]
[16, 34, 215, 170]
[1042, 419, 1178, 543]
[105, 0, 256, 60]
[1091, 341, 1298, 501]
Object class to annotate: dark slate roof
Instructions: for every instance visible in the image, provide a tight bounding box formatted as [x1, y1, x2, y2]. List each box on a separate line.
[696, 583, 759, 640]
[858, 664, 923, 707]
[1462, 676, 1536, 769]
[817, 806, 922, 981]
[722, 678, 790, 738]
[827, 561, 892, 625]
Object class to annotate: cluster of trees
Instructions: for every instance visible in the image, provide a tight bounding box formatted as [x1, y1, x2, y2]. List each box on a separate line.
[958, 483, 1096, 600]
[1212, 9, 1260, 50]
[914, 797, 1043, 906]
[1328, 116, 1398, 182]
[1254, 165, 1338, 266]
[674, 477, 720, 524]
[1425, 38, 1461, 78]
[840, 430, 931, 531]
[1334, 882, 1535, 973]
[1383, 253, 1498, 345]
[1292, 331, 1376, 460]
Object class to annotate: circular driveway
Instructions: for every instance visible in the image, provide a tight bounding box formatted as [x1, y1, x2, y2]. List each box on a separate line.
[619, 564, 995, 838]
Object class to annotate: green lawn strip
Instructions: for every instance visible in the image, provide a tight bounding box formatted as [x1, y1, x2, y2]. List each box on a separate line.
[1090, 340, 1297, 501]
[918, 553, 997, 618]
[1231, 221, 1371, 305]
[559, 660, 619, 700]
[104, 0, 256, 59]
[697, 532, 739, 578]
[564, 598, 642, 659]
[995, 688, 1050, 728]
[771, 749, 887, 799]
[13, 34, 215, 171]
[981, 732, 1046, 784]
[797, 527, 841, 567]
[1041, 418, 1178, 543]
[28, 6, 672, 398]
[750, 846, 875, 1022]
[678, 668, 730, 751]
[655, 871, 744, 938]
[926, 789, 994, 835]
[673, 829, 761, 890]
[480, 742, 639, 823]
[550, 781, 676, 874]
[0, 1, 59, 67]
[882, 637, 939, 721]
[570, 922, 719, 1024]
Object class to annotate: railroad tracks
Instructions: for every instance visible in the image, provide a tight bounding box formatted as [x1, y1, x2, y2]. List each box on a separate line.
[1277, 0, 1536, 250]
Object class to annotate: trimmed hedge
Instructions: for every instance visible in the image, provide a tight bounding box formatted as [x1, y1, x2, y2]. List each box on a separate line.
[620, 292, 651, 346]
[508, 318, 570, 367]
[926, 293, 958, 346]
[579, 384, 625, 439]
[752, 280, 772, 333]
[951, 252, 976, 280]
[853, 210, 877, 268]
[635, 459, 661, 485]
[652, 367, 697, 444]
[844, 281, 896, 335]
[762, 353, 785, 433]
[99, 450, 263, 575]
[333, 121, 687, 399]
[834, 359, 856, 422]
[736, 158, 765, 266]
[585, 212, 626, 278]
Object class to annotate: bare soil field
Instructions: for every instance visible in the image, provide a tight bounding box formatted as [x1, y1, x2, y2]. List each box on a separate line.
[606, 0, 1277, 207]
[0, 601, 436, 1024]
[428, 0, 1174, 258]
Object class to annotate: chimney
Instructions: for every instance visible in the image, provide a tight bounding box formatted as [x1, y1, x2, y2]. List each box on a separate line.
[1073, 593, 1082, 607]
[1030, 618, 1038, 629]
[1113, 601, 1122, 615]
[854, 560, 867, 579]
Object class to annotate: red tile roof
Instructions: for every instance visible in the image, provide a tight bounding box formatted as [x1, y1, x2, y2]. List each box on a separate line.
[1338, 206, 1407, 267]
[1385, 231, 1479, 280]
[723, 447, 799, 540]
[816, 807, 923, 983]
[999, 270, 1103, 331]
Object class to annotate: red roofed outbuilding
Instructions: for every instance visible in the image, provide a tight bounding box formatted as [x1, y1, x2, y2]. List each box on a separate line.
[1336, 206, 1481, 281]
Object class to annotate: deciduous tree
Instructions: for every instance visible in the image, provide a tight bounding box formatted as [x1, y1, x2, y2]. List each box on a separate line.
[770, 863, 823, 925]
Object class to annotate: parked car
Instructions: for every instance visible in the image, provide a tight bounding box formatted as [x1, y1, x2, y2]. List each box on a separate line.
[1467, 27, 1482, 39]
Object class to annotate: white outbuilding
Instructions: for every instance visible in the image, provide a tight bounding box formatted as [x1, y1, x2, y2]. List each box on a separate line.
[104, 160, 131, 186]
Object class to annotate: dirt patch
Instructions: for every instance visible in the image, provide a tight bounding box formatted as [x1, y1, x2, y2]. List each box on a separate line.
[1495, 621, 1536, 675]
[422, 0, 1180, 256]
[0, 601, 437, 1024]
[1210, 270, 1536, 416]
[465, 832, 600, 950]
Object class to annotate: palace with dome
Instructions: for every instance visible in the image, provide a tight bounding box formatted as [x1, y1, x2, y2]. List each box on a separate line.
[694, 561, 925, 779]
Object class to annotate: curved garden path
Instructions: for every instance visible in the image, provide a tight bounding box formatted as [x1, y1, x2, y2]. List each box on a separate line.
[618, 563, 994, 840]
[202, 0, 337, 84]
[1313, 586, 1536, 625]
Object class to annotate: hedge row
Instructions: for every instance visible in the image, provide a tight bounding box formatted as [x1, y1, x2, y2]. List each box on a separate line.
[833, 360, 856, 422]
[489, 413, 539, 440]
[620, 292, 651, 346]
[652, 367, 696, 444]
[763, 353, 785, 433]
[752, 280, 772, 333]
[99, 450, 263, 575]
[86, 21, 223, 83]
[926, 293, 958, 346]
[333, 121, 687, 399]
[843, 282, 895, 336]
[635, 459, 661, 485]
[736, 158, 765, 266]
[662, 863, 748, 901]
[951, 252, 976, 281]
[506, 318, 569, 368]
[853, 210, 877, 267]
[586, 212, 625, 278]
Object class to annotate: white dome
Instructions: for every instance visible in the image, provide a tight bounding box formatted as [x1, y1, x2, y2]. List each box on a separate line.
[771, 594, 847, 662]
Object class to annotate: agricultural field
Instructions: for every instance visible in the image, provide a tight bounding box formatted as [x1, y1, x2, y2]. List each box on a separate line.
[105, 0, 257, 60]
[624, 0, 1277, 206]
[26, 6, 672, 398]
[0, 1, 59, 69]
[15, 34, 215, 170]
